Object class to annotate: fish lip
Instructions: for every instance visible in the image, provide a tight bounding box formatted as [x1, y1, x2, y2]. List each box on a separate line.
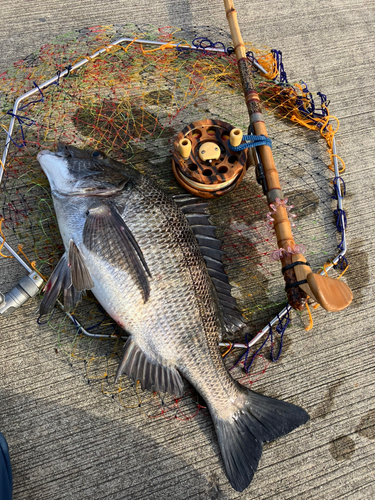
[38, 143, 101, 161]
[37, 142, 73, 163]
[37, 150, 51, 160]
[37, 149, 66, 160]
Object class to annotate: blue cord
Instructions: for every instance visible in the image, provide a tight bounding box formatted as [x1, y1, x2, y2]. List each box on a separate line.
[229, 134, 272, 152]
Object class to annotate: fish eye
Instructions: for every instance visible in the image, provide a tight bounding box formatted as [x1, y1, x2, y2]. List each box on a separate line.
[92, 150, 103, 158]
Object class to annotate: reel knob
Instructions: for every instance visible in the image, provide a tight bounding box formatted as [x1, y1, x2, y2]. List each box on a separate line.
[178, 138, 192, 159]
[229, 128, 243, 147]
[172, 119, 247, 198]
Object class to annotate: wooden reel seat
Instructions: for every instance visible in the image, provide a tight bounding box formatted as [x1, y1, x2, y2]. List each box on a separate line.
[291, 254, 353, 312]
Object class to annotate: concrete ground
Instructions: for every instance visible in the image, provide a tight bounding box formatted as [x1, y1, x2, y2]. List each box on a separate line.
[1, 1, 375, 499]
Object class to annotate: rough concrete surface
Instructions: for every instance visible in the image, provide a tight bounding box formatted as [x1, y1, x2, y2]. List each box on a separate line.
[0, 1, 374, 499]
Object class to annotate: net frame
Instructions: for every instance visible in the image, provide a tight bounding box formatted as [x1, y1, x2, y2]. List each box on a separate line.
[0, 30, 349, 374]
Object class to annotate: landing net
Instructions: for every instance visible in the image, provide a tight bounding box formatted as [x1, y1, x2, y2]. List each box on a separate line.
[0, 25, 348, 419]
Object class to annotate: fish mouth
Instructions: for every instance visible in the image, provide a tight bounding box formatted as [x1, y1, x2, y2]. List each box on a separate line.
[57, 142, 97, 159]
[37, 149, 64, 160]
[38, 143, 107, 164]
[37, 145, 68, 161]
[37, 149, 52, 160]
[37, 143, 88, 162]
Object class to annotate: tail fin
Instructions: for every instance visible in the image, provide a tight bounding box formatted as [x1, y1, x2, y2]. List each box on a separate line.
[213, 389, 309, 492]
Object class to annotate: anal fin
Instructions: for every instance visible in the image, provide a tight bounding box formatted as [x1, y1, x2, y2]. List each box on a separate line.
[115, 338, 184, 397]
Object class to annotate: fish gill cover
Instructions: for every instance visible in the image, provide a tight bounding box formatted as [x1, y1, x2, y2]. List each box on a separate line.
[0, 24, 348, 419]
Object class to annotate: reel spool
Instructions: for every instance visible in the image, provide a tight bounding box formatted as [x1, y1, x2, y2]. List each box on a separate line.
[172, 119, 248, 198]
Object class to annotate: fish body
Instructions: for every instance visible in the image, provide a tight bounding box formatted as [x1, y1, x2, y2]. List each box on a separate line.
[37, 144, 309, 492]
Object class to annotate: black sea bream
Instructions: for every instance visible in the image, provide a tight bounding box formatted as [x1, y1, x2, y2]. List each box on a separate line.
[37, 143, 309, 492]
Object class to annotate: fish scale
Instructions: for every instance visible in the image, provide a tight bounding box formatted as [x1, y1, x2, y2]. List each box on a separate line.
[37, 143, 309, 492]
[120, 176, 225, 380]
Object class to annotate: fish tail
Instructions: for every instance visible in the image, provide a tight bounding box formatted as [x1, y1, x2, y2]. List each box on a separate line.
[213, 388, 309, 492]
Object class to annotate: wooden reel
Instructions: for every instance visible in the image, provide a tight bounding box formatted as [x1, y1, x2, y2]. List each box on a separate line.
[172, 119, 248, 198]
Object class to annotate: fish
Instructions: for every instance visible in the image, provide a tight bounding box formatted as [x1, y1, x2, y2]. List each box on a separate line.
[37, 143, 309, 492]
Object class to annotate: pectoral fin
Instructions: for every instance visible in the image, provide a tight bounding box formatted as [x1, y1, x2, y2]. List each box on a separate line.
[63, 281, 83, 311]
[115, 338, 184, 397]
[68, 239, 94, 292]
[83, 203, 151, 302]
[40, 252, 83, 315]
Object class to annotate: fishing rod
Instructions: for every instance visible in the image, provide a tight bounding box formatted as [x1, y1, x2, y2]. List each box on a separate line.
[223, 0, 352, 312]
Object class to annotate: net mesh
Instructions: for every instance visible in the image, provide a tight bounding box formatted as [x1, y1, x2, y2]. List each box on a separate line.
[0, 24, 346, 418]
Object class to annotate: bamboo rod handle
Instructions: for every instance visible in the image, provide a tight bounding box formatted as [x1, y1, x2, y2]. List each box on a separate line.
[224, 0, 306, 310]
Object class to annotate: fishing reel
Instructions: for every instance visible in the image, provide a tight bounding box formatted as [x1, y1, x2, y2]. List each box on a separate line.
[172, 119, 249, 198]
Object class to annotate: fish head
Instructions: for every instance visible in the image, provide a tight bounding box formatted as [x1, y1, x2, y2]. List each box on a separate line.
[37, 143, 137, 196]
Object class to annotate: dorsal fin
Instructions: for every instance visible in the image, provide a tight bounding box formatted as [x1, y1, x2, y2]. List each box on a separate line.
[173, 194, 247, 335]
